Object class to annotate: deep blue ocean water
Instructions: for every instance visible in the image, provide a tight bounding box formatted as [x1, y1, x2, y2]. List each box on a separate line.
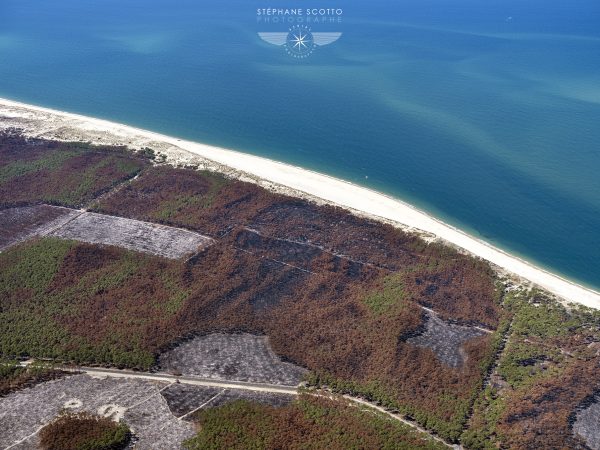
[1, 0, 599, 290]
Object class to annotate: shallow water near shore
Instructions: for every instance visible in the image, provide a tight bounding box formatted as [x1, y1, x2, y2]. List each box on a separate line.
[1, 0, 599, 289]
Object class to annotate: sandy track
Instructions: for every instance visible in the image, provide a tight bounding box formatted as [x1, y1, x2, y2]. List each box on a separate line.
[47, 365, 300, 395]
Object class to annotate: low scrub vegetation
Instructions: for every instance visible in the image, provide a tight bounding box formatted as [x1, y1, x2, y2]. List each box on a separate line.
[183, 395, 447, 450]
[0, 132, 148, 208]
[39, 411, 130, 450]
[0, 238, 186, 368]
[463, 288, 600, 449]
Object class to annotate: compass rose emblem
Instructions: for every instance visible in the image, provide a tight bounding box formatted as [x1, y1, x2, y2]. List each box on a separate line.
[258, 25, 342, 59]
[286, 25, 314, 58]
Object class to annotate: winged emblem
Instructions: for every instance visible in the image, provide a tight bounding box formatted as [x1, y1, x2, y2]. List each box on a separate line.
[258, 32, 342, 46]
[258, 27, 341, 58]
[257, 32, 289, 46]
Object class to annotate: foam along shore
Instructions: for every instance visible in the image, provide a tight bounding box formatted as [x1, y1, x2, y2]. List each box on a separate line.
[1, 97, 600, 309]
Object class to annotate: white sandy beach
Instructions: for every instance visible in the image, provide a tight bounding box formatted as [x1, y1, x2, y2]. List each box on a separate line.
[1, 96, 599, 309]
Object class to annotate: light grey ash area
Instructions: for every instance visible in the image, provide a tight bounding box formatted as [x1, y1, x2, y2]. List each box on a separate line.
[0, 205, 212, 259]
[49, 211, 213, 259]
[573, 394, 600, 450]
[158, 333, 307, 386]
[0, 204, 81, 252]
[0, 374, 194, 450]
[407, 310, 487, 368]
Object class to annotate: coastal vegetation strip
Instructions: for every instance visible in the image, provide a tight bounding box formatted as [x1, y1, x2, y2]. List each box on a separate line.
[3, 97, 598, 309]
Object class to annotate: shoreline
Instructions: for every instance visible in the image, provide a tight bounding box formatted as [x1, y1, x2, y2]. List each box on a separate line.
[1, 96, 599, 309]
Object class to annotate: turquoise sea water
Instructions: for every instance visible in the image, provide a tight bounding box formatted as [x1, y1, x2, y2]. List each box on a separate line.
[1, 0, 599, 289]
